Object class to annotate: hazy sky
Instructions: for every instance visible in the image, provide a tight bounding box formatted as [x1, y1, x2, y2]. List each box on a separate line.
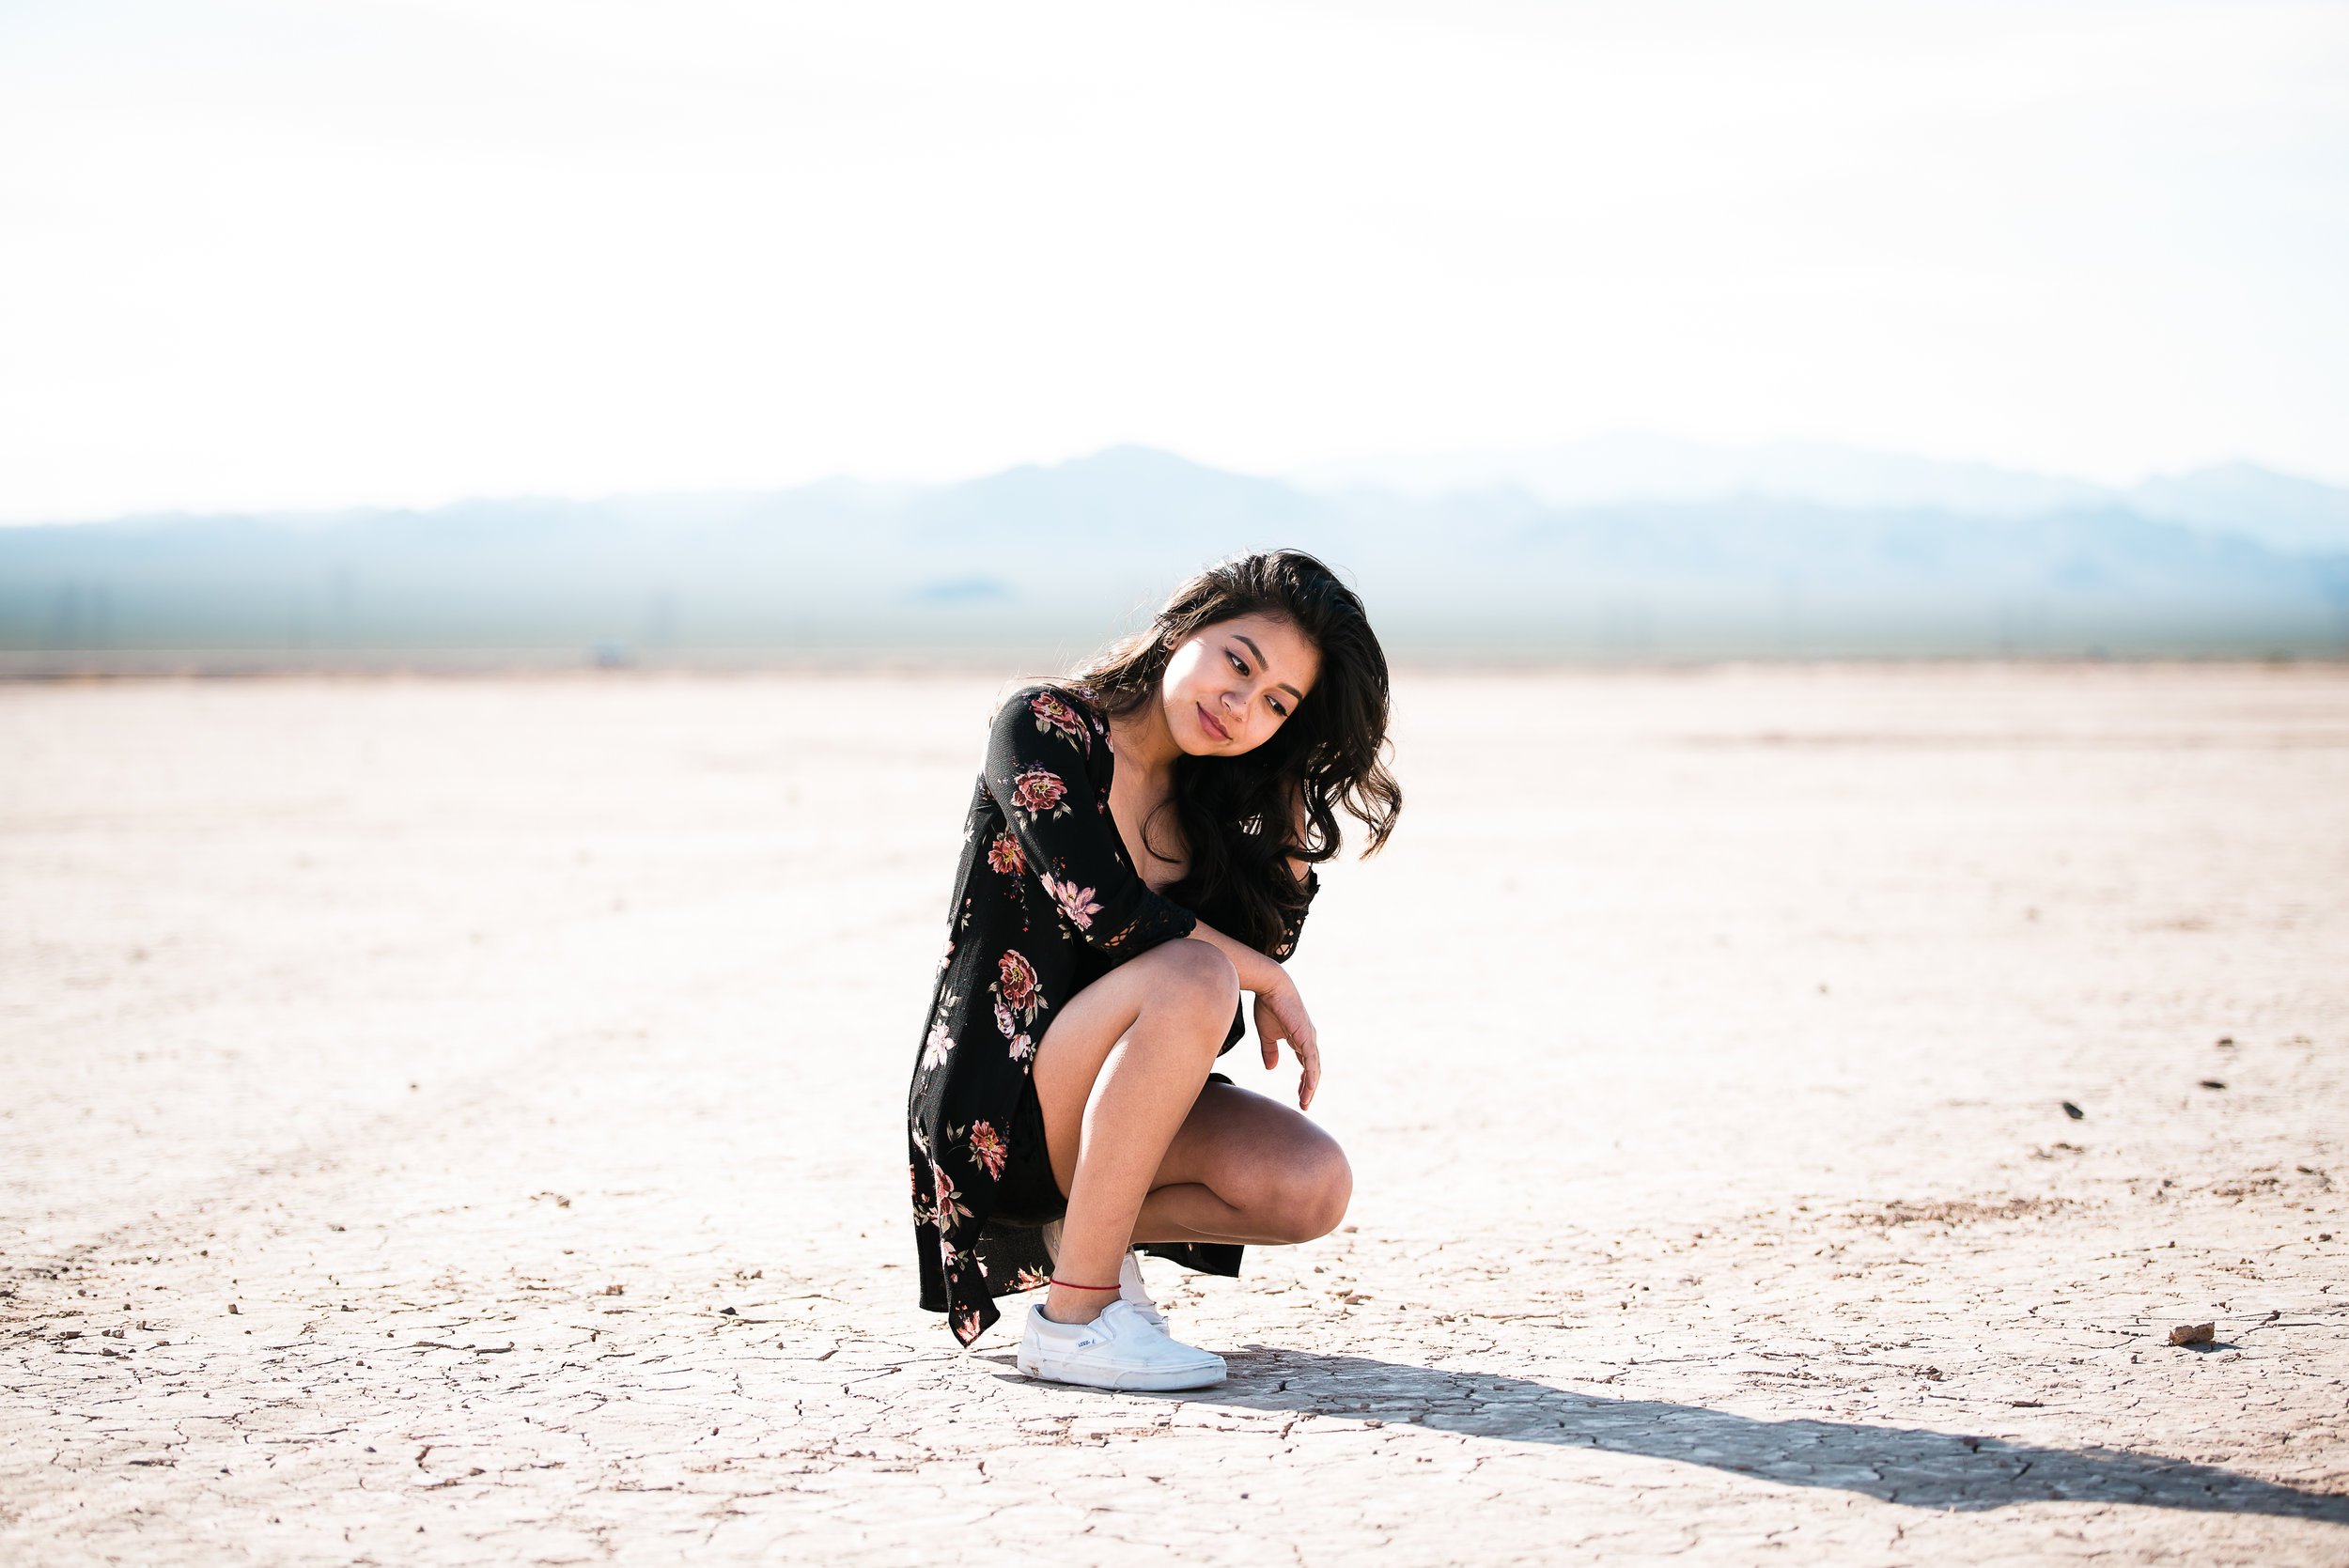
[4, 0, 2344, 520]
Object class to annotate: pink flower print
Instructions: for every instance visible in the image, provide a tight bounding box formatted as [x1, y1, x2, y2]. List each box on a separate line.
[1007, 1032, 1034, 1063]
[1028, 691, 1092, 753]
[993, 948, 1046, 1025]
[1012, 1265, 1050, 1291]
[931, 1160, 971, 1231]
[992, 996, 1016, 1039]
[921, 991, 958, 1073]
[1039, 873, 1102, 931]
[967, 1120, 1007, 1180]
[987, 831, 1026, 877]
[1009, 767, 1071, 820]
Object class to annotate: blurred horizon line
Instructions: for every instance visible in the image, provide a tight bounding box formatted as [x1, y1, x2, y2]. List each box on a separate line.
[7, 650, 2346, 686]
[7, 442, 2345, 663]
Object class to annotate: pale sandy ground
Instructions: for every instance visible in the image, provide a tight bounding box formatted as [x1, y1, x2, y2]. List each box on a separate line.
[2, 664, 2344, 1566]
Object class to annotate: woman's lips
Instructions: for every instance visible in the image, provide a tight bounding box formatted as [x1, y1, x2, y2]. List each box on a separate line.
[1197, 704, 1230, 741]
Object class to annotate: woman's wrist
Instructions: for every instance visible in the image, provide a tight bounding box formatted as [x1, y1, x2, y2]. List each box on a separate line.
[1239, 955, 1291, 1000]
[1183, 917, 1285, 996]
[1223, 931, 1285, 996]
[1224, 945, 1285, 998]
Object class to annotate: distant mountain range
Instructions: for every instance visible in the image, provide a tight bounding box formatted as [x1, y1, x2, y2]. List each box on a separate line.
[1292, 436, 2349, 555]
[4, 442, 2345, 666]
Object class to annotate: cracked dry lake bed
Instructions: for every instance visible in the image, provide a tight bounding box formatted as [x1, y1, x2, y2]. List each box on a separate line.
[2, 664, 2344, 1564]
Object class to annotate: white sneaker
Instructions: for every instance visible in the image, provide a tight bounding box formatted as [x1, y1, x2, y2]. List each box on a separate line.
[1118, 1248, 1168, 1329]
[1015, 1298, 1226, 1390]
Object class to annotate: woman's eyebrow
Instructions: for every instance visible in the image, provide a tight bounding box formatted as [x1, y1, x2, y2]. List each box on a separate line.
[1232, 634, 1305, 702]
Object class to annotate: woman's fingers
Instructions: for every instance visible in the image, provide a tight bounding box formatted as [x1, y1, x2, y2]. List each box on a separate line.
[1273, 990, 1313, 1045]
[1255, 983, 1324, 1108]
[1277, 994, 1320, 1108]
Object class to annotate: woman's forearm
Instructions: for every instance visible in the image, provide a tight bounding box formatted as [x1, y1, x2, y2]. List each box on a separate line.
[1180, 916, 1286, 998]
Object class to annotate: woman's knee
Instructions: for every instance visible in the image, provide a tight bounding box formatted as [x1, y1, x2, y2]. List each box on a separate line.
[1143, 937, 1240, 1022]
[1263, 1143, 1353, 1244]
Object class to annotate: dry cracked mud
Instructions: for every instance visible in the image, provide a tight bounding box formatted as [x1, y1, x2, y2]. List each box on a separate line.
[2, 664, 2343, 1564]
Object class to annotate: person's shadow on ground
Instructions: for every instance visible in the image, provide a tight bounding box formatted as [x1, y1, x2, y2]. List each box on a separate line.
[984, 1345, 2348, 1524]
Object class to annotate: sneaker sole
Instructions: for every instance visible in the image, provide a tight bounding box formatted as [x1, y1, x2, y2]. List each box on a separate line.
[1014, 1348, 1226, 1391]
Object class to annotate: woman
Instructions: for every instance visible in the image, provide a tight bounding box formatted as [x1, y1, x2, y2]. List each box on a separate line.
[907, 548, 1402, 1389]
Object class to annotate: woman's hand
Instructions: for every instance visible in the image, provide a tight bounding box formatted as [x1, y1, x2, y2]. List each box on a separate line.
[1253, 973, 1322, 1112]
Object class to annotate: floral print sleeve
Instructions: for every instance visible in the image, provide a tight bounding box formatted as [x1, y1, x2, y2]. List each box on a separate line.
[985, 687, 1199, 957]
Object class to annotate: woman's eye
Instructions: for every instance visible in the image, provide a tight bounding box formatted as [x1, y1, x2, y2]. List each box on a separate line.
[1227, 651, 1248, 675]
[1269, 699, 1287, 718]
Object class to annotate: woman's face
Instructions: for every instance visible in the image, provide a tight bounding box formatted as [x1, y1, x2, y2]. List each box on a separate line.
[1159, 612, 1320, 758]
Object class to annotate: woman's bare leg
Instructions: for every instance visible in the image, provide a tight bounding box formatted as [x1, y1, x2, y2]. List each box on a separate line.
[1031, 947, 1356, 1318]
[1028, 938, 1237, 1324]
[1128, 1080, 1353, 1247]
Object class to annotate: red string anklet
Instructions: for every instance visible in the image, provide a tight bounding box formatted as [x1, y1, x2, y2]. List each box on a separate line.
[1048, 1278, 1122, 1291]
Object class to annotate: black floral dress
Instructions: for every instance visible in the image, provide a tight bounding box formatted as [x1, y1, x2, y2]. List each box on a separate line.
[907, 682, 1319, 1348]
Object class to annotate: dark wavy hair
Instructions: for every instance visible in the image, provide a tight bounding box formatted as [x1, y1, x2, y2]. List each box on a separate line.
[1052, 548, 1402, 957]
